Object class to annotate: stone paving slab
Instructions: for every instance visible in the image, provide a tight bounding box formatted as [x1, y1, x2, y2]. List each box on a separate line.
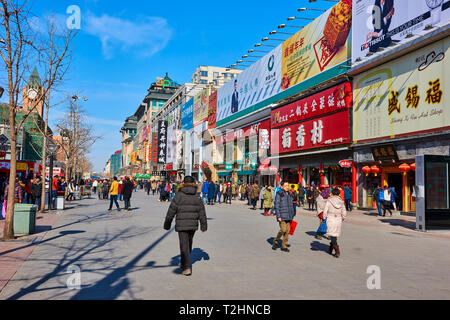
[0, 192, 449, 300]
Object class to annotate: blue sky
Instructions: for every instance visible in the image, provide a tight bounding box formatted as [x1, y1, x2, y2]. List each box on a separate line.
[27, 0, 334, 173]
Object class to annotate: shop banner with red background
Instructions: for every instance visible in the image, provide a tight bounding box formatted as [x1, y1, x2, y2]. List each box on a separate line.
[271, 110, 350, 155]
[272, 82, 351, 129]
[216, 119, 271, 145]
[151, 133, 158, 163]
[208, 91, 217, 129]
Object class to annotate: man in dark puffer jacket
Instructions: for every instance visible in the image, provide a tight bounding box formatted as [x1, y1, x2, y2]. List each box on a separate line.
[272, 181, 296, 252]
[164, 176, 208, 276]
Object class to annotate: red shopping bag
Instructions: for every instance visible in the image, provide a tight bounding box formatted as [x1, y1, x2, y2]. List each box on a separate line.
[289, 221, 298, 236]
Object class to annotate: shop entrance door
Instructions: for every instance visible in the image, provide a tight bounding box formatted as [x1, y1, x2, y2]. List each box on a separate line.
[388, 173, 403, 211]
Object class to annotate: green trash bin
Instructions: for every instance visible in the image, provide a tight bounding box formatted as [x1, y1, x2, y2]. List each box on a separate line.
[13, 204, 37, 235]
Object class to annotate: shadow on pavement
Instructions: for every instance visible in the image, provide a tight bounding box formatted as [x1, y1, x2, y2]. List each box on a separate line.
[5, 227, 150, 300]
[310, 241, 330, 252]
[379, 219, 416, 230]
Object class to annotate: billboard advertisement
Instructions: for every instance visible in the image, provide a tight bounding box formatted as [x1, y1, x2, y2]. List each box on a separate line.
[193, 87, 210, 126]
[208, 90, 218, 129]
[216, 44, 282, 126]
[181, 98, 194, 131]
[281, 0, 352, 91]
[352, 0, 450, 64]
[353, 37, 449, 143]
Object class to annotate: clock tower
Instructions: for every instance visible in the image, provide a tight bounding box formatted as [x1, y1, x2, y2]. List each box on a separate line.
[23, 66, 44, 117]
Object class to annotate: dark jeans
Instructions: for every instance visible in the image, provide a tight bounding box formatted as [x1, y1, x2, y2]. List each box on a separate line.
[345, 199, 352, 211]
[179, 230, 195, 271]
[330, 236, 338, 246]
[32, 196, 41, 209]
[124, 197, 131, 210]
[308, 200, 315, 210]
[251, 198, 258, 209]
[383, 201, 392, 216]
[109, 195, 120, 210]
[260, 199, 264, 210]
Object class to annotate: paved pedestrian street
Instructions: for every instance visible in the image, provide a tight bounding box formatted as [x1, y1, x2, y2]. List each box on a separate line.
[1, 191, 450, 300]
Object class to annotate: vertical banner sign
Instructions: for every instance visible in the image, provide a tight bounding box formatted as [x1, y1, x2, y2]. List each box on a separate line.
[152, 133, 158, 164]
[157, 120, 168, 164]
[208, 90, 218, 129]
[166, 124, 175, 165]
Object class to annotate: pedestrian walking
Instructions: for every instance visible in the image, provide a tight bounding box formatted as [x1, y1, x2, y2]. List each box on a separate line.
[373, 185, 383, 216]
[344, 185, 352, 212]
[201, 179, 209, 205]
[259, 185, 266, 210]
[298, 184, 305, 207]
[289, 185, 298, 215]
[217, 182, 223, 204]
[66, 179, 75, 201]
[307, 187, 315, 211]
[93, 179, 98, 195]
[323, 188, 347, 258]
[315, 188, 330, 240]
[108, 177, 121, 212]
[263, 186, 274, 216]
[31, 177, 43, 209]
[97, 180, 103, 200]
[389, 186, 398, 211]
[207, 181, 216, 205]
[272, 182, 296, 252]
[232, 183, 238, 201]
[164, 176, 208, 277]
[249, 181, 260, 210]
[151, 180, 157, 195]
[239, 184, 246, 201]
[103, 180, 110, 200]
[382, 185, 393, 217]
[225, 183, 232, 204]
[122, 177, 134, 211]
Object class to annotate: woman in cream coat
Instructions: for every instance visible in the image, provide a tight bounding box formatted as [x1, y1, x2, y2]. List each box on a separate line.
[323, 188, 347, 258]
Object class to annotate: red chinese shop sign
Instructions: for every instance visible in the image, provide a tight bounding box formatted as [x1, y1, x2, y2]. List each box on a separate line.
[216, 119, 271, 145]
[271, 110, 350, 155]
[271, 82, 352, 129]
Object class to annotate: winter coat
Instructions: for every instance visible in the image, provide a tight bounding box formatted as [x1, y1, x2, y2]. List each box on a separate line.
[31, 182, 43, 198]
[201, 181, 210, 194]
[226, 185, 232, 196]
[164, 183, 208, 232]
[273, 186, 281, 201]
[122, 181, 134, 198]
[274, 190, 296, 221]
[109, 181, 119, 196]
[232, 185, 237, 195]
[389, 188, 397, 203]
[240, 185, 246, 194]
[323, 196, 347, 237]
[207, 183, 216, 199]
[97, 183, 103, 193]
[316, 195, 327, 216]
[249, 184, 260, 199]
[306, 189, 315, 203]
[263, 189, 274, 209]
[344, 187, 352, 201]
[313, 188, 320, 200]
[151, 182, 157, 190]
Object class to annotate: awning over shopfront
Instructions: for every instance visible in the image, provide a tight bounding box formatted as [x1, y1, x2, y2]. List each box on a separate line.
[237, 170, 257, 176]
[217, 171, 231, 177]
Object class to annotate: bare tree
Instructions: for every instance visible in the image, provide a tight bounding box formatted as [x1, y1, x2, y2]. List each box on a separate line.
[0, 1, 76, 239]
[55, 97, 101, 183]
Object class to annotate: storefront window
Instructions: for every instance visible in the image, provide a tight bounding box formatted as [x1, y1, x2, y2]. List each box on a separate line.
[426, 162, 449, 210]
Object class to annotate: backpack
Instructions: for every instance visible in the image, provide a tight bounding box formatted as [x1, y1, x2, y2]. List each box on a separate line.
[373, 188, 380, 200]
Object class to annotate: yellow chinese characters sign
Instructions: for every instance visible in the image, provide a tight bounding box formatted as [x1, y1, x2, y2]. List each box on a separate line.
[353, 37, 449, 143]
[281, 0, 351, 91]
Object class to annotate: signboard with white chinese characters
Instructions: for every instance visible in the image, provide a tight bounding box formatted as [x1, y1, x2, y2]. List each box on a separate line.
[353, 37, 449, 143]
[271, 110, 350, 155]
[272, 82, 351, 129]
[157, 120, 168, 164]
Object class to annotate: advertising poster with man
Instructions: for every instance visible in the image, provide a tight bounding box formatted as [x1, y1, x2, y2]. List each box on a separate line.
[352, 0, 450, 64]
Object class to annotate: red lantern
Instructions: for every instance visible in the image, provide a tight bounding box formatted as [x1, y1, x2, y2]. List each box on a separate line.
[399, 163, 411, 175]
[370, 166, 381, 177]
[362, 166, 371, 176]
[410, 163, 416, 172]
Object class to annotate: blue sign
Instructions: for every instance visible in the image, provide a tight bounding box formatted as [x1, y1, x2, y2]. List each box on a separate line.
[181, 98, 194, 131]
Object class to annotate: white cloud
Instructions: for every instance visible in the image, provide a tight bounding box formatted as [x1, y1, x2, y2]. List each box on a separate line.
[84, 13, 173, 59]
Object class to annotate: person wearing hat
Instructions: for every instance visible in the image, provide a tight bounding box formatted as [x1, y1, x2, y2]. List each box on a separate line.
[164, 176, 208, 276]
